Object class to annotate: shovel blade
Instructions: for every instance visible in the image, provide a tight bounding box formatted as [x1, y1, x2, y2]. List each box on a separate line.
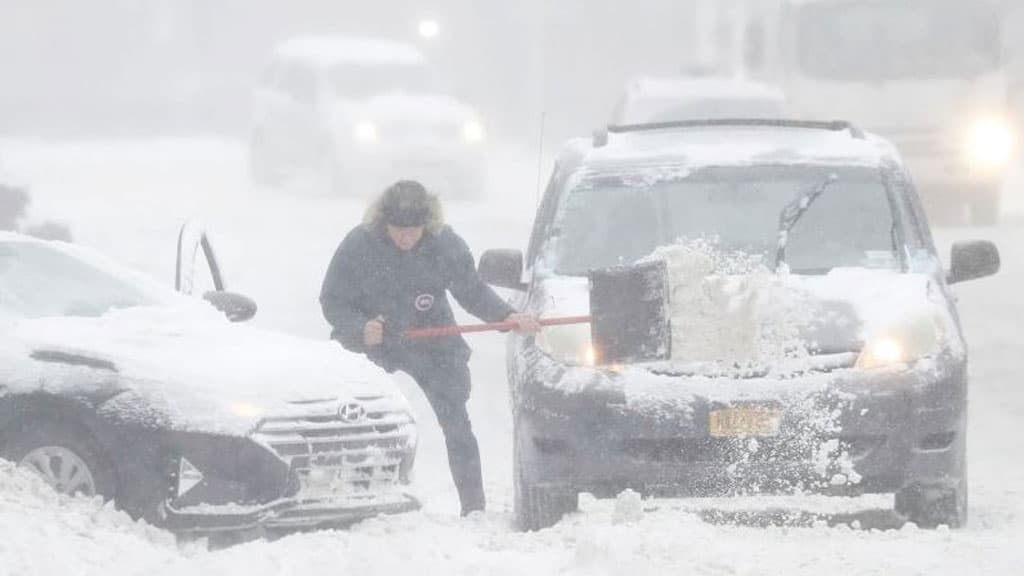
[588, 260, 670, 364]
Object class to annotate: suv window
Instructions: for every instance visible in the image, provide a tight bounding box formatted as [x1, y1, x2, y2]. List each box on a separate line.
[278, 62, 318, 106]
[547, 164, 901, 275]
[329, 63, 433, 99]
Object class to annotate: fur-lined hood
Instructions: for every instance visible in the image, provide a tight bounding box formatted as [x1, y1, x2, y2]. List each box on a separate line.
[362, 188, 445, 234]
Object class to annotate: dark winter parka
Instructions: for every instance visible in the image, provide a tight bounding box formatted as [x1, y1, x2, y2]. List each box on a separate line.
[319, 193, 514, 371]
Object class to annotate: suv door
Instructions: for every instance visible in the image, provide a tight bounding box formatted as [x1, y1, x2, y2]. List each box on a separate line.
[261, 60, 324, 168]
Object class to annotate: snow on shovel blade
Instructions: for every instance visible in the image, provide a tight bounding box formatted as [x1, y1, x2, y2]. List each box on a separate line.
[588, 259, 671, 364]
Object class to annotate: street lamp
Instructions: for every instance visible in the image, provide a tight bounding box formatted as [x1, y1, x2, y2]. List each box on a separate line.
[418, 19, 440, 40]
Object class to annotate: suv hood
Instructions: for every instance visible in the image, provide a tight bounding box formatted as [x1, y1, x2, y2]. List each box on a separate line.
[537, 266, 957, 376]
[1, 305, 408, 436]
[334, 92, 477, 127]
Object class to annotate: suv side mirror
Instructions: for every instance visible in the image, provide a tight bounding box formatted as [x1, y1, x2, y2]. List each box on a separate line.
[947, 240, 1000, 284]
[203, 291, 258, 322]
[479, 249, 527, 291]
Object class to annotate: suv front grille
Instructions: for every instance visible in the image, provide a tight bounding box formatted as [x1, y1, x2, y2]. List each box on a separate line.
[254, 409, 412, 498]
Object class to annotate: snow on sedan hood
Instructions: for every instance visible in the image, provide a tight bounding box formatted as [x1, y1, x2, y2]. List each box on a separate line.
[1, 303, 408, 436]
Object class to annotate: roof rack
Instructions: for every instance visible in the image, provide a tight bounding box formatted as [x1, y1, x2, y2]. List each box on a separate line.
[594, 118, 866, 147]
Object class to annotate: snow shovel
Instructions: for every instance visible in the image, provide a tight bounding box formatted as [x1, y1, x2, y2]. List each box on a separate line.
[587, 259, 671, 364]
[403, 315, 592, 339]
[405, 259, 671, 365]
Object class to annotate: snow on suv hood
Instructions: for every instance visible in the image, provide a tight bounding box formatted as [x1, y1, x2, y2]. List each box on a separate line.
[1, 304, 408, 436]
[336, 92, 477, 128]
[537, 265, 956, 373]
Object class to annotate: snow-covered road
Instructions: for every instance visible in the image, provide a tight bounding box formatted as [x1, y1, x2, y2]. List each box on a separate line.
[1, 138, 1022, 575]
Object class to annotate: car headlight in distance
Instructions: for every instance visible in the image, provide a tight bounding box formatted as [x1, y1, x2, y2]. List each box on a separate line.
[462, 120, 485, 143]
[230, 401, 265, 419]
[855, 312, 943, 370]
[354, 121, 379, 143]
[966, 116, 1013, 170]
[536, 322, 596, 366]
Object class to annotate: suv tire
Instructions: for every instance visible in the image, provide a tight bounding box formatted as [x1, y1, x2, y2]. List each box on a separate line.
[513, 420, 577, 531]
[895, 474, 967, 528]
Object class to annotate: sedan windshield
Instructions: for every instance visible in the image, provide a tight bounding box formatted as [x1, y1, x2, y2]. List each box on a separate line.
[550, 165, 901, 276]
[0, 241, 161, 319]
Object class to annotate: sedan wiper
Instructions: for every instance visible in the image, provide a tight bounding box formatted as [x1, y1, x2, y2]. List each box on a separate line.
[774, 173, 839, 271]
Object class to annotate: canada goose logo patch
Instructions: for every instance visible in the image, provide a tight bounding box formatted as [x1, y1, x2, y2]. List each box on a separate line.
[414, 293, 435, 312]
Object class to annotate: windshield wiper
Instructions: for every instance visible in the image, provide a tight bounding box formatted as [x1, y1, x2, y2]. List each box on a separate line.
[774, 173, 839, 271]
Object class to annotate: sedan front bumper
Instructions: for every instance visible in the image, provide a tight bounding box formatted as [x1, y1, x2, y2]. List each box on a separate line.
[160, 491, 421, 533]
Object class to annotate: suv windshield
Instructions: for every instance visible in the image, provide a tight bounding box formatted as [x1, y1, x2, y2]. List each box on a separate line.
[330, 63, 435, 99]
[796, 0, 1001, 81]
[550, 165, 900, 276]
[0, 241, 160, 320]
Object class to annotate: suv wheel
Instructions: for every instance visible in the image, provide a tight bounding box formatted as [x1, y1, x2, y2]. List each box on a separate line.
[4, 420, 116, 499]
[895, 475, 967, 528]
[513, 422, 577, 531]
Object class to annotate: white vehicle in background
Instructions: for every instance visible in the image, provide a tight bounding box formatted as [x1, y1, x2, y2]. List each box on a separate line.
[733, 0, 1013, 225]
[0, 230, 420, 534]
[249, 36, 487, 199]
[611, 75, 787, 125]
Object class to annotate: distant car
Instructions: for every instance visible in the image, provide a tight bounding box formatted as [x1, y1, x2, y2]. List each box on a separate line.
[480, 119, 999, 531]
[611, 76, 787, 125]
[0, 231, 419, 534]
[250, 36, 487, 199]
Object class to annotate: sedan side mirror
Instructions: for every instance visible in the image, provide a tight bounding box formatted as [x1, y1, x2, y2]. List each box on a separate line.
[479, 249, 527, 291]
[203, 291, 258, 322]
[947, 240, 1000, 285]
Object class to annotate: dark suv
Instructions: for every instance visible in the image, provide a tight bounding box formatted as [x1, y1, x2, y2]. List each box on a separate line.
[480, 120, 1000, 531]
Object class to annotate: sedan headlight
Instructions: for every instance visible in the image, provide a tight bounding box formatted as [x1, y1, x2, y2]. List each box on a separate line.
[966, 116, 1013, 170]
[855, 312, 944, 370]
[354, 120, 379, 143]
[536, 323, 596, 366]
[462, 120, 485, 144]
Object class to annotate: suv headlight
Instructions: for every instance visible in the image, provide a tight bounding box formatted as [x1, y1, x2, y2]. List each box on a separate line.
[855, 312, 945, 370]
[354, 120, 379, 143]
[966, 116, 1013, 170]
[462, 120, 485, 143]
[536, 323, 596, 366]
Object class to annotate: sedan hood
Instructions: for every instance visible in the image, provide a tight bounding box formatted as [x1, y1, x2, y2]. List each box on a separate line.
[2, 304, 408, 436]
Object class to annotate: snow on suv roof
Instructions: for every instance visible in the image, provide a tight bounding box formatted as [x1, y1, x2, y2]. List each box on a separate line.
[564, 123, 900, 173]
[272, 36, 425, 68]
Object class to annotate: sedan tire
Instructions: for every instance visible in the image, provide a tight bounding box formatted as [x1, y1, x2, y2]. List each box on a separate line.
[4, 419, 116, 499]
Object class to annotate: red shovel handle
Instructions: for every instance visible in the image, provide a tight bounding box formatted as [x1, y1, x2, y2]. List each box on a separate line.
[404, 315, 592, 339]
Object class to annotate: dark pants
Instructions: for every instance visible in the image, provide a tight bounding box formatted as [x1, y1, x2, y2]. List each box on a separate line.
[397, 349, 484, 515]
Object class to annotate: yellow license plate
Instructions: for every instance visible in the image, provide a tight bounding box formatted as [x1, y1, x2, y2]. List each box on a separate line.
[709, 406, 782, 437]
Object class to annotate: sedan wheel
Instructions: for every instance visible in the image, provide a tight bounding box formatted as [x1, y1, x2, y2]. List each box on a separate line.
[3, 420, 116, 500]
[20, 446, 98, 497]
